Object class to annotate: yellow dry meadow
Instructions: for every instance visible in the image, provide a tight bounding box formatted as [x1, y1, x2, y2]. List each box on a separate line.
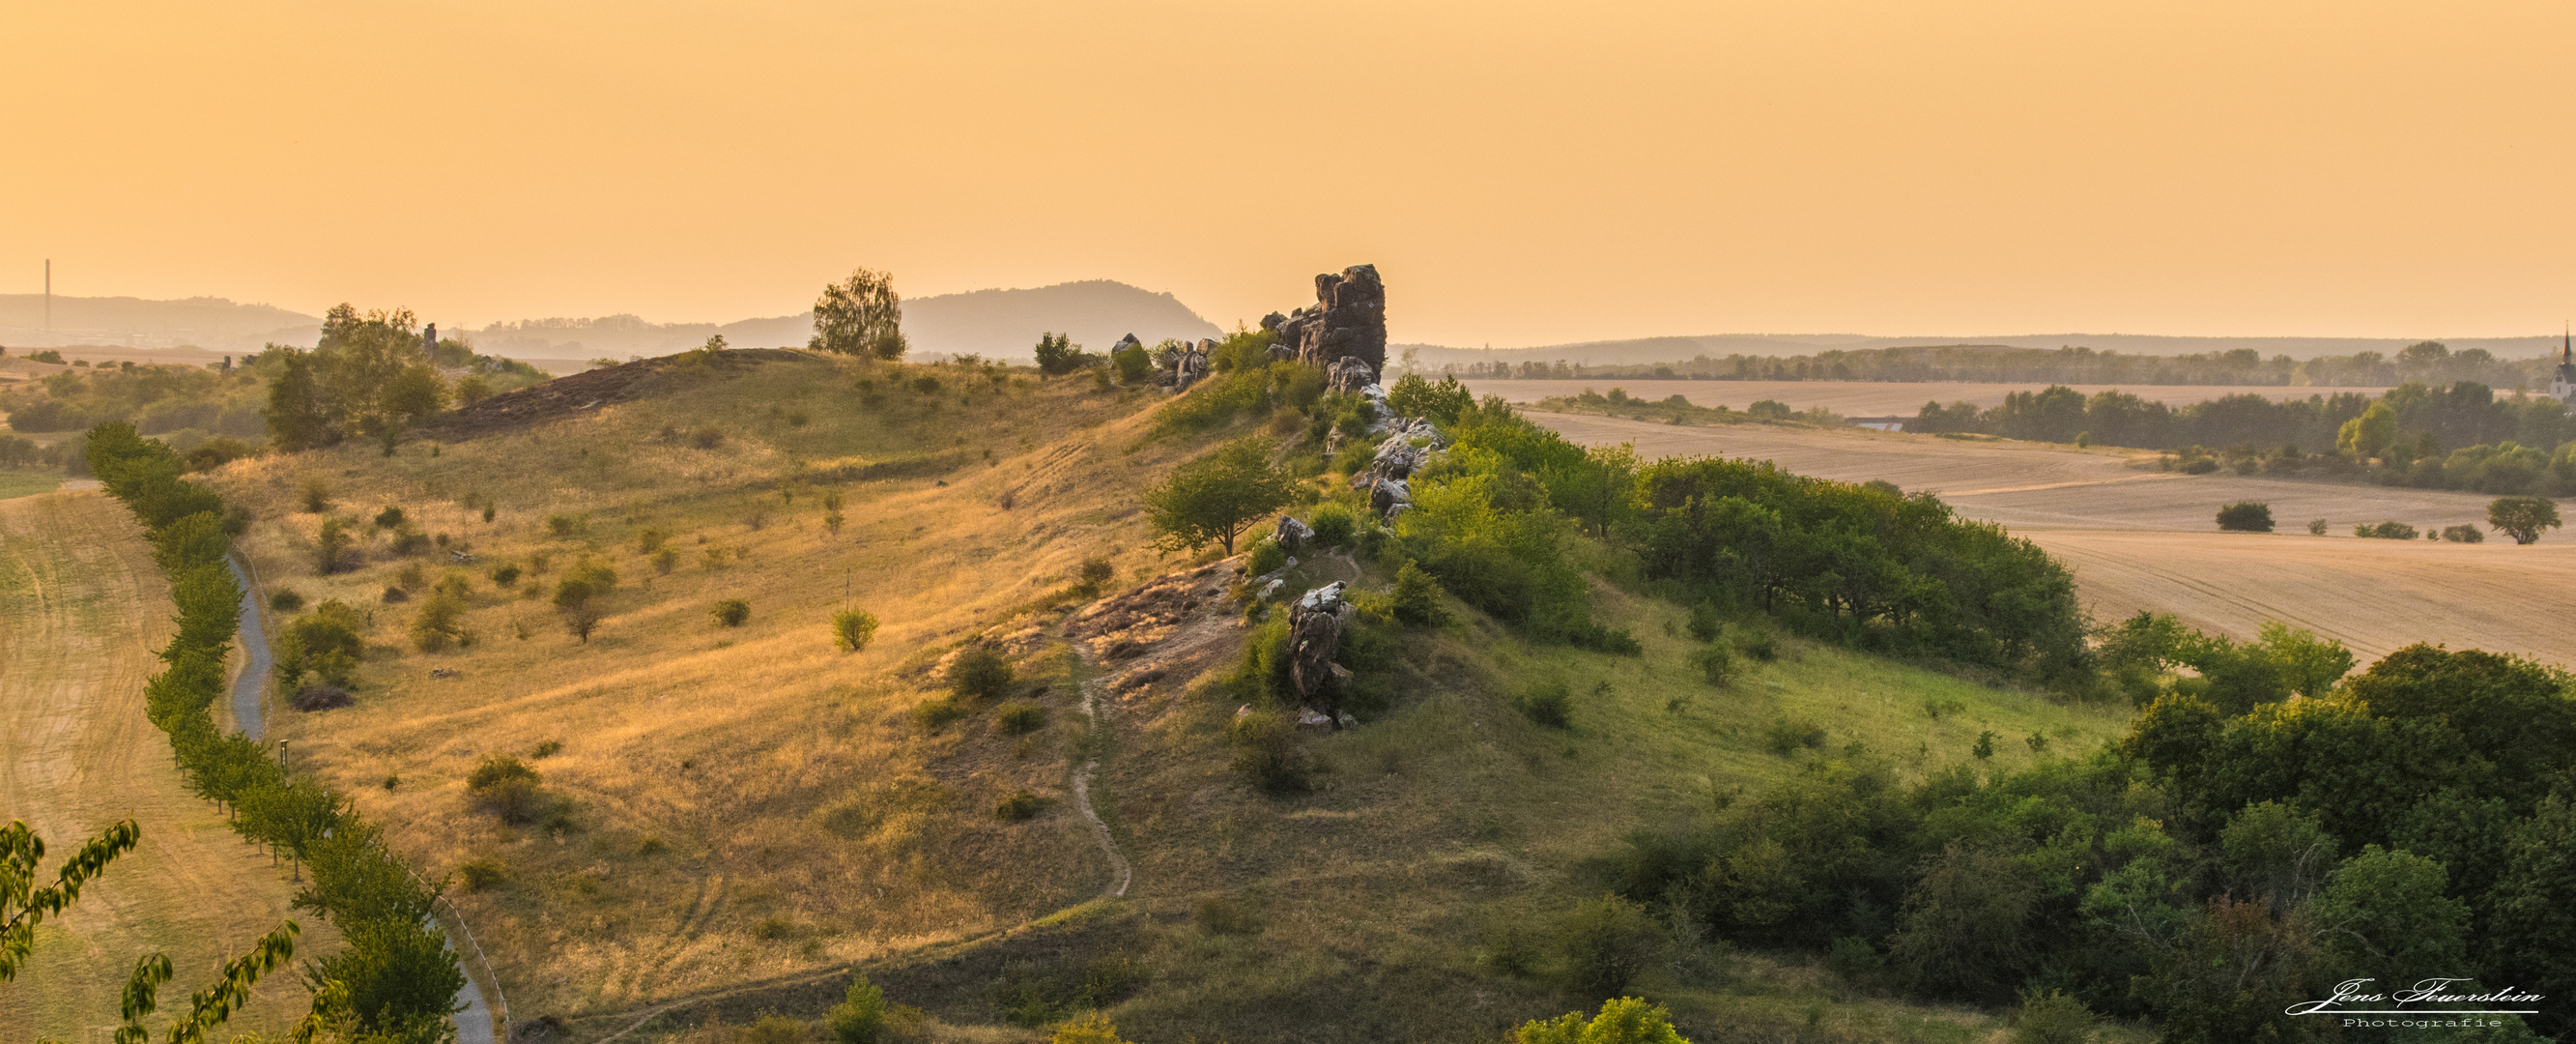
[190, 352, 2140, 1040]
[213, 354, 1177, 1016]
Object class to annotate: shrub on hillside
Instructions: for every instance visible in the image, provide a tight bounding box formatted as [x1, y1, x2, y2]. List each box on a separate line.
[1073, 557, 1115, 595]
[2215, 502, 2274, 533]
[911, 696, 966, 731]
[1517, 681, 1574, 729]
[2442, 524, 2485, 543]
[1690, 645, 1734, 685]
[828, 972, 890, 1044]
[1763, 716, 1826, 756]
[458, 859, 507, 893]
[1554, 895, 1665, 1001]
[2355, 520, 2418, 539]
[1307, 503, 1357, 548]
[948, 646, 1014, 700]
[269, 590, 304, 613]
[1512, 999, 1689, 1044]
[277, 600, 366, 688]
[993, 790, 1047, 822]
[1228, 710, 1310, 794]
[2011, 989, 2099, 1044]
[299, 479, 331, 513]
[833, 608, 879, 652]
[710, 598, 750, 626]
[1685, 601, 1722, 642]
[1735, 626, 1778, 661]
[1390, 561, 1448, 625]
[409, 592, 469, 652]
[1246, 537, 1287, 576]
[315, 517, 354, 574]
[466, 755, 543, 824]
[488, 563, 521, 586]
[995, 699, 1046, 735]
[373, 505, 405, 529]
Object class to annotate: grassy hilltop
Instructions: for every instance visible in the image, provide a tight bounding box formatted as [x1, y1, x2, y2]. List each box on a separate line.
[203, 345, 2132, 1041]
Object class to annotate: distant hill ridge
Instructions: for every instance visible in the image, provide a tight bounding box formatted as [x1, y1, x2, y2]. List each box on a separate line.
[0, 280, 1223, 362]
[1401, 332, 2568, 366]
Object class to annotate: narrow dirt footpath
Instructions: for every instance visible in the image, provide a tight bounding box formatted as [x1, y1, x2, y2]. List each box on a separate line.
[0, 490, 336, 1038]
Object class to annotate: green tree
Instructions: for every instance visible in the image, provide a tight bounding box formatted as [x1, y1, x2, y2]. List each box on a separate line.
[2255, 621, 2355, 697]
[2214, 502, 2273, 533]
[2487, 496, 2562, 544]
[1554, 894, 1665, 1001]
[827, 971, 890, 1043]
[377, 363, 448, 422]
[262, 347, 338, 450]
[2309, 845, 2468, 993]
[2337, 401, 2398, 460]
[3, 818, 140, 981]
[1033, 332, 1089, 375]
[1888, 845, 2041, 1002]
[1144, 436, 1296, 556]
[1512, 998, 1692, 1044]
[2487, 794, 2576, 1037]
[2011, 989, 2098, 1044]
[832, 608, 879, 652]
[811, 268, 906, 360]
[1111, 342, 1153, 385]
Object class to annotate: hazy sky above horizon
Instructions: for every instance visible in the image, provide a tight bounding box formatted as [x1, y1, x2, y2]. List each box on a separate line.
[9, 2, 2573, 347]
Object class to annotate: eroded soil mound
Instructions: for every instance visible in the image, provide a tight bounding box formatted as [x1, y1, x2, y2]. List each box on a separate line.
[1066, 560, 1247, 706]
[425, 348, 816, 439]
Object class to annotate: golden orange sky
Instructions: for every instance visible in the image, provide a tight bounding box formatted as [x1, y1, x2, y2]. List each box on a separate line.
[8, 1, 2573, 346]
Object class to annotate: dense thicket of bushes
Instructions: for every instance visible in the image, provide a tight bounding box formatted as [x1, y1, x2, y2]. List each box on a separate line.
[87, 421, 466, 1040]
[1601, 642, 2571, 1042]
[1627, 453, 2087, 682]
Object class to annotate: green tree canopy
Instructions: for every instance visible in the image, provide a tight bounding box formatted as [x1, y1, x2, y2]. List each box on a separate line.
[1143, 436, 1295, 556]
[2488, 496, 2562, 544]
[812, 268, 906, 360]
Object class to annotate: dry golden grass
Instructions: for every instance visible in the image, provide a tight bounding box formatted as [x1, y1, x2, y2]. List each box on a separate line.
[1531, 412, 2576, 668]
[211, 354, 1192, 1019]
[0, 489, 339, 1039]
[198, 355, 2148, 1041]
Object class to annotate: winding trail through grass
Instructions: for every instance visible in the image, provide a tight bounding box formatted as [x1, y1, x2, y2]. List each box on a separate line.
[1069, 638, 1132, 899]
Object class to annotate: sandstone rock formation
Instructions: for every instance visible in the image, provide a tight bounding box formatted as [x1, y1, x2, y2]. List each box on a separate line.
[1260, 264, 1387, 373]
[1326, 356, 1375, 393]
[1287, 581, 1354, 727]
[1272, 514, 1316, 556]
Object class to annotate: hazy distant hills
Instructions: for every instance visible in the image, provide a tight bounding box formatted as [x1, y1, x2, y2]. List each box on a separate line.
[0, 295, 320, 352]
[0, 280, 1223, 362]
[1402, 333, 2568, 366]
[5, 284, 2559, 364]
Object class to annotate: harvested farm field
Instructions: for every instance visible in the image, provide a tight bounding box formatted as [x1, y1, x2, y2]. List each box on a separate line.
[1463, 378, 2392, 417]
[1528, 411, 2576, 668]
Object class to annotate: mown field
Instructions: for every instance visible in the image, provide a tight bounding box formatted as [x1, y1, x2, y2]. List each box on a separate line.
[0, 490, 337, 1039]
[1529, 411, 2576, 668]
[193, 350, 2154, 1042]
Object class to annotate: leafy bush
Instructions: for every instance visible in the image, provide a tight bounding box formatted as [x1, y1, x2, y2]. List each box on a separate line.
[488, 563, 521, 586]
[2011, 988, 2098, 1044]
[408, 592, 468, 652]
[1308, 503, 1357, 547]
[948, 646, 1014, 700]
[1228, 710, 1310, 794]
[1685, 601, 1722, 642]
[315, 517, 353, 574]
[544, 513, 586, 536]
[1735, 627, 1778, 661]
[652, 547, 679, 574]
[269, 590, 304, 613]
[299, 479, 332, 513]
[2216, 501, 2274, 532]
[833, 608, 879, 652]
[993, 790, 1047, 822]
[2442, 524, 2485, 543]
[2307, 517, 2329, 536]
[373, 505, 405, 529]
[531, 739, 562, 758]
[2355, 520, 2419, 539]
[1512, 999, 1689, 1044]
[1067, 557, 1117, 598]
[1247, 537, 1287, 575]
[827, 972, 890, 1044]
[458, 859, 507, 892]
[1390, 561, 1448, 625]
[710, 598, 750, 626]
[466, 755, 543, 824]
[1195, 895, 1264, 936]
[995, 699, 1046, 735]
[910, 697, 966, 731]
[689, 426, 724, 450]
[1518, 681, 1574, 729]
[1554, 895, 1665, 1001]
[1763, 716, 1826, 755]
[1689, 645, 1733, 685]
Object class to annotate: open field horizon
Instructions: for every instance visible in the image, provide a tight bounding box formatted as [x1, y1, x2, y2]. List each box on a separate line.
[1464, 378, 2404, 418]
[1530, 410, 2576, 669]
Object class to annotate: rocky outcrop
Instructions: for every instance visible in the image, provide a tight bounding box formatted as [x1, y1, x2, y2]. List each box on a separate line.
[1287, 582, 1354, 727]
[1326, 356, 1375, 393]
[1272, 514, 1315, 556]
[1260, 265, 1387, 373]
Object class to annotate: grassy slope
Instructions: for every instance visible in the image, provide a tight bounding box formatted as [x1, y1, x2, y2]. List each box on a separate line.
[0, 490, 339, 1038]
[208, 353, 2139, 1042]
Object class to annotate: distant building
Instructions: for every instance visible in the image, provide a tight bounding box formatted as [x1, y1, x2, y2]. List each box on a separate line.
[2553, 332, 2576, 406]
